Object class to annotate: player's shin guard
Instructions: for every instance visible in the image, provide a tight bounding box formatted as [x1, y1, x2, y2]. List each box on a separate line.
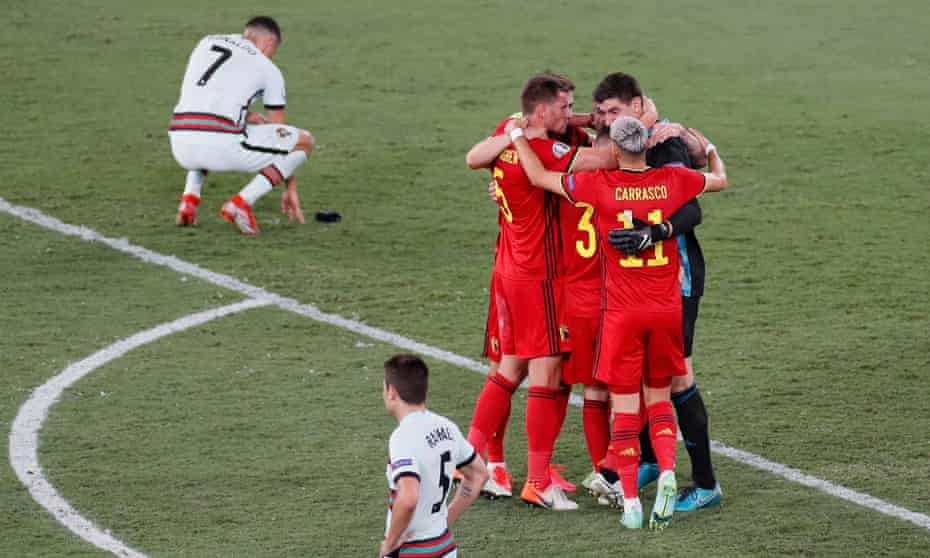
[184, 170, 206, 198]
[582, 398, 610, 469]
[526, 386, 561, 489]
[647, 401, 677, 473]
[610, 411, 642, 500]
[673, 384, 716, 489]
[467, 373, 517, 457]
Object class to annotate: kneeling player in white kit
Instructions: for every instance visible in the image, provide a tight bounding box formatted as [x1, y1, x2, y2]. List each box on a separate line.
[169, 16, 314, 234]
[382, 355, 488, 558]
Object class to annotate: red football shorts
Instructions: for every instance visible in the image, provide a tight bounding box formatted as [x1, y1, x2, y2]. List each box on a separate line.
[594, 309, 686, 391]
[494, 274, 571, 359]
[562, 314, 598, 385]
[482, 274, 502, 363]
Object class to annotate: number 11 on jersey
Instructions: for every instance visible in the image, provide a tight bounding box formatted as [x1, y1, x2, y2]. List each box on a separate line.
[616, 209, 669, 268]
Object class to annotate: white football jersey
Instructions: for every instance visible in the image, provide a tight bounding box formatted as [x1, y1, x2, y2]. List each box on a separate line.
[385, 410, 475, 541]
[173, 34, 286, 127]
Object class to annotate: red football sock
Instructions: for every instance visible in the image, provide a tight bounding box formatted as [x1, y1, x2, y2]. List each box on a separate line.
[647, 401, 677, 473]
[468, 373, 517, 457]
[486, 401, 511, 463]
[526, 386, 561, 488]
[583, 398, 610, 469]
[610, 411, 643, 500]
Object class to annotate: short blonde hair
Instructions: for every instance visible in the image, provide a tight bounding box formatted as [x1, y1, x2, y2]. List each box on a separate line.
[609, 116, 647, 154]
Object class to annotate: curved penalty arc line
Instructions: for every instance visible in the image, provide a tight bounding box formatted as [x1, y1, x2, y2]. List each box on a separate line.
[8, 298, 271, 558]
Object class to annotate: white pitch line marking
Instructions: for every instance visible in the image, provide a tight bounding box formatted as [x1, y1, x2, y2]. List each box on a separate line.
[8, 299, 271, 558]
[3, 196, 929, 542]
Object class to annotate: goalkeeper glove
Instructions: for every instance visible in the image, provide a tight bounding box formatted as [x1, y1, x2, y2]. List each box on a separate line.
[607, 218, 672, 255]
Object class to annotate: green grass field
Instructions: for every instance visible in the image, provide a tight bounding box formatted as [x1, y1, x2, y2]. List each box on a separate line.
[2, 0, 929, 556]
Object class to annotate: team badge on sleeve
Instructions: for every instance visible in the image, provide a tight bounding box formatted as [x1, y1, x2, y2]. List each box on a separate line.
[552, 142, 571, 158]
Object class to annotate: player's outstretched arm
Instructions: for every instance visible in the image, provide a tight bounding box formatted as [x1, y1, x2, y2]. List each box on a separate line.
[508, 125, 569, 198]
[668, 198, 702, 236]
[466, 134, 512, 169]
[607, 199, 702, 255]
[571, 146, 618, 172]
[641, 95, 659, 129]
[245, 111, 269, 125]
[447, 456, 488, 527]
[701, 142, 727, 192]
[646, 122, 710, 169]
[568, 112, 594, 129]
[380, 476, 419, 556]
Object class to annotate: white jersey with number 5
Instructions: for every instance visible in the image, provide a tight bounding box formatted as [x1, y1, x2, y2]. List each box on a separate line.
[386, 410, 476, 542]
[173, 34, 286, 127]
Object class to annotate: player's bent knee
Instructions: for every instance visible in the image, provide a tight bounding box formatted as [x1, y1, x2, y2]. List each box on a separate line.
[671, 374, 693, 393]
[294, 129, 315, 155]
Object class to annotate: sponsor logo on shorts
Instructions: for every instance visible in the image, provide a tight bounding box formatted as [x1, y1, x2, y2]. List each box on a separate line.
[490, 337, 500, 354]
[552, 142, 570, 158]
[559, 325, 570, 341]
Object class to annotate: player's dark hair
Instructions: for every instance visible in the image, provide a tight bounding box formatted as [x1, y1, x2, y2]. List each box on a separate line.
[246, 16, 282, 43]
[384, 354, 429, 405]
[521, 72, 575, 115]
[592, 72, 643, 104]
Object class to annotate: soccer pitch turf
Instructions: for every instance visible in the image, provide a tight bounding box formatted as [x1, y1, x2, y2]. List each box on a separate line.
[2, 1, 930, 556]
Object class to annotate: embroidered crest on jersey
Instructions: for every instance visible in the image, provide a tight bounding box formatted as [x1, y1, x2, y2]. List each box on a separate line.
[276, 127, 292, 138]
[552, 142, 571, 159]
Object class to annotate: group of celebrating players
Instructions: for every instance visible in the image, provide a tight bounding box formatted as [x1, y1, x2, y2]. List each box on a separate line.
[461, 70, 728, 531]
[166, 16, 729, 556]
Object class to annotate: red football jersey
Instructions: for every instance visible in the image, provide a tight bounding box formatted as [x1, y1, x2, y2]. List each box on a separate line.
[491, 118, 580, 280]
[562, 167, 706, 312]
[560, 198, 601, 317]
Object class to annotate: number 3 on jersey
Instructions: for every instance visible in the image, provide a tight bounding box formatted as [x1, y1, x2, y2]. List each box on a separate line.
[616, 209, 669, 268]
[493, 166, 513, 223]
[575, 202, 596, 258]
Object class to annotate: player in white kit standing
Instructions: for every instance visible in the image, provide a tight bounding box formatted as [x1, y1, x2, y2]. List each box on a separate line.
[169, 16, 314, 234]
[381, 355, 488, 558]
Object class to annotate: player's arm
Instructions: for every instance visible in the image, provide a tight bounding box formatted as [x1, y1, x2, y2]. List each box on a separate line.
[701, 142, 727, 191]
[640, 95, 659, 129]
[647, 122, 709, 168]
[447, 454, 488, 527]
[568, 112, 594, 129]
[380, 476, 419, 556]
[245, 111, 269, 124]
[508, 128, 570, 198]
[265, 108, 286, 125]
[689, 129, 727, 189]
[465, 134, 512, 169]
[466, 126, 548, 169]
[608, 198, 702, 253]
[571, 146, 618, 172]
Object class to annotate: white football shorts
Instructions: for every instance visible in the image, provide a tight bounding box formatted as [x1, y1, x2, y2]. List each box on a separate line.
[170, 124, 301, 173]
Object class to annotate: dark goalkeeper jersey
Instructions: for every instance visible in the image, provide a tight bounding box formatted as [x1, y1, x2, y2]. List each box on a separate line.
[647, 135, 706, 298]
